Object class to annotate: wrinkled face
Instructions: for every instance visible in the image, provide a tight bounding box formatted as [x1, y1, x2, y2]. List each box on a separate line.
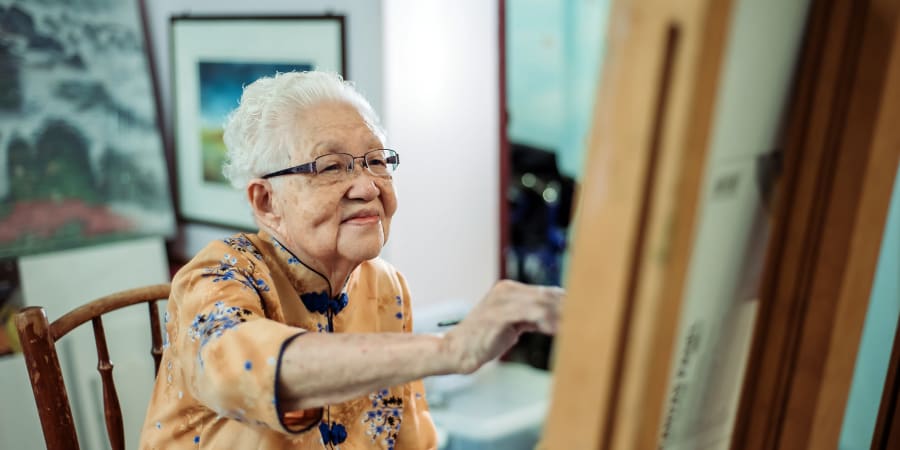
[259, 101, 397, 269]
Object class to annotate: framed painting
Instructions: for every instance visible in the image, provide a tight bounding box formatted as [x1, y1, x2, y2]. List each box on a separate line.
[0, 0, 175, 258]
[170, 15, 346, 230]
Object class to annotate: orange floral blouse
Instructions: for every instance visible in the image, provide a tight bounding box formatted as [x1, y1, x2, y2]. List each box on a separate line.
[139, 231, 438, 449]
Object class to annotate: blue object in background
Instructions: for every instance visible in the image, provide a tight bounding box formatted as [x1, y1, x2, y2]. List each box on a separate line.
[198, 61, 313, 128]
[505, 0, 610, 180]
[839, 163, 900, 449]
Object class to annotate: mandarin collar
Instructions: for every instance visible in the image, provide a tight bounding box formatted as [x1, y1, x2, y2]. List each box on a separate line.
[254, 230, 350, 315]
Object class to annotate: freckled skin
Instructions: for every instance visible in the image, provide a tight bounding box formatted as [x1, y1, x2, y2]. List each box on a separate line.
[249, 101, 397, 287]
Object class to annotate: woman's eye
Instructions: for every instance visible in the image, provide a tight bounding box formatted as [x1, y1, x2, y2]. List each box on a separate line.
[368, 158, 386, 167]
[321, 163, 342, 172]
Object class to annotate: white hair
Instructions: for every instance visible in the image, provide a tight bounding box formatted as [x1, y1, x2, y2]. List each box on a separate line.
[221, 71, 386, 189]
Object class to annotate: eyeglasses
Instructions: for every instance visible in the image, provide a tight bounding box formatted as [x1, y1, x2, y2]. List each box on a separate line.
[260, 149, 400, 182]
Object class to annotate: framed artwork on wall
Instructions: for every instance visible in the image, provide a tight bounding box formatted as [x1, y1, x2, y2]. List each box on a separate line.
[0, 0, 175, 258]
[170, 15, 346, 230]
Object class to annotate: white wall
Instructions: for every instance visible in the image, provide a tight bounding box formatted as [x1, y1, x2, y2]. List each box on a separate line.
[383, 0, 500, 309]
[143, 0, 500, 308]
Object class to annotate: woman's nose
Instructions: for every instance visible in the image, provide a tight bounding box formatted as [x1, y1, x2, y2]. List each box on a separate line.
[346, 171, 381, 200]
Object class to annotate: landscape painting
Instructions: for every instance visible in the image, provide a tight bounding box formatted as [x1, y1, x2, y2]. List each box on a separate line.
[0, 0, 175, 258]
[198, 61, 312, 185]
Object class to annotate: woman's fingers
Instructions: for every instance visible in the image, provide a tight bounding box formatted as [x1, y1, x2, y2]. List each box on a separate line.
[510, 303, 559, 335]
[445, 282, 565, 374]
[497, 283, 564, 334]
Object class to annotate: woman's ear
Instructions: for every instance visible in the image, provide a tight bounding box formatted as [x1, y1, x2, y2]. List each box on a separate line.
[247, 179, 280, 230]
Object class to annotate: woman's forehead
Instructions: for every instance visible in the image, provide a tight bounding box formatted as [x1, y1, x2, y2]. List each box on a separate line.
[292, 103, 383, 158]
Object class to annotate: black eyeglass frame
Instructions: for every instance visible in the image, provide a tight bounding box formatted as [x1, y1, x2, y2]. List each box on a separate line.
[260, 149, 400, 179]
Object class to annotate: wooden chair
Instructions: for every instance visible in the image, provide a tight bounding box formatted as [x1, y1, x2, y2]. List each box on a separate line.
[15, 283, 170, 450]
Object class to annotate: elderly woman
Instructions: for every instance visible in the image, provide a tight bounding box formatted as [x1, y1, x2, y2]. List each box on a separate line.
[140, 71, 562, 449]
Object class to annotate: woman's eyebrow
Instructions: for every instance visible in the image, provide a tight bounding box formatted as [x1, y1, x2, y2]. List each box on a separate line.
[311, 140, 384, 156]
[310, 140, 345, 156]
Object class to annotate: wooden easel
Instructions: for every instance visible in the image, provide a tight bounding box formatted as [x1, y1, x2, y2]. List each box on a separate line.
[540, 0, 900, 448]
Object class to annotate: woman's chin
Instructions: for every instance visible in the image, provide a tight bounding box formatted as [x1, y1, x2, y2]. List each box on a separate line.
[345, 248, 383, 263]
[339, 237, 384, 262]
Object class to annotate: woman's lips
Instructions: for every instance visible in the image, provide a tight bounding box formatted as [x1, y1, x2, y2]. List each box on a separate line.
[343, 215, 380, 225]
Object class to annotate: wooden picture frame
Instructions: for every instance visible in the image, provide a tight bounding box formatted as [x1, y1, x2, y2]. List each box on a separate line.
[170, 15, 346, 230]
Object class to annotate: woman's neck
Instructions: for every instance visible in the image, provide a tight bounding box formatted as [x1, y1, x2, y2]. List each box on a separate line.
[262, 228, 357, 296]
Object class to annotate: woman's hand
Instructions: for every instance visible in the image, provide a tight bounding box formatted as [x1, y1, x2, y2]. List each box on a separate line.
[441, 280, 564, 374]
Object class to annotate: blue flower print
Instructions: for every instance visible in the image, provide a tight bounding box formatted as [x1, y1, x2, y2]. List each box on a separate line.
[247, 277, 270, 293]
[319, 421, 348, 446]
[187, 302, 253, 366]
[203, 254, 270, 293]
[222, 235, 263, 261]
[203, 254, 238, 283]
[362, 389, 403, 448]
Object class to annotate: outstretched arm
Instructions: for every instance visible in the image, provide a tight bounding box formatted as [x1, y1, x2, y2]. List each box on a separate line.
[277, 280, 563, 410]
